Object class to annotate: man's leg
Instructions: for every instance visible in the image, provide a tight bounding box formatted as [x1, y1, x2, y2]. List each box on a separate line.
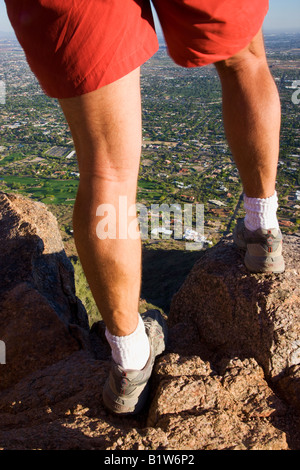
[215, 29, 284, 272]
[59, 68, 167, 415]
[59, 68, 143, 338]
[215, 29, 280, 200]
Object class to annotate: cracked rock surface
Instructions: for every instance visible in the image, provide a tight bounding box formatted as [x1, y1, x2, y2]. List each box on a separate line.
[0, 192, 299, 450]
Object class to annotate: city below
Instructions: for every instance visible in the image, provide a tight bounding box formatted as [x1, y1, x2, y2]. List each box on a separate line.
[0, 31, 299, 251]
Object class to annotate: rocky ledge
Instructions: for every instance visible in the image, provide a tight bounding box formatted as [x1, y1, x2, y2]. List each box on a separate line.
[0, 192, 299, 450]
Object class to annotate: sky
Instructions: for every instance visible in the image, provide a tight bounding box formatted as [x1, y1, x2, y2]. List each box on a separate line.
[0, 0, 299, 33]
[263, 0, 300, 31]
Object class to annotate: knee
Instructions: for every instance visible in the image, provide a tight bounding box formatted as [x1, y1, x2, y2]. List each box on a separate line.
[75, 161, 139, 208]
[73, 133, 141, 187]
[79, 165, 138, 186]
[215, 29, 267, 77]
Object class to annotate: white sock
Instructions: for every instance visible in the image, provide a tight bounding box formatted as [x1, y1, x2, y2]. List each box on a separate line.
[105, 314, 150, 370]
[243, 191, 279, 231]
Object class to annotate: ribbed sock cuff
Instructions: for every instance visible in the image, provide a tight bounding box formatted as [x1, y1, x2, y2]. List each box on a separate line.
[243, 191, 279, 231]
[105, 314, 150, 370]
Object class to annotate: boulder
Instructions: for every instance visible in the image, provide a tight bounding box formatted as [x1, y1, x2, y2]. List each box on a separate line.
[0, 192, 89, 390]
[147, 352, 289, 450]
[169, 233, 300, 411]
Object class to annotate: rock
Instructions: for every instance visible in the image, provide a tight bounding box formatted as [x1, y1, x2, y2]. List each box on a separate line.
[146, 336, 291, 450]
[276, 365, 300, 413]
[0, 192, 299, 450]
[0, 192, 89, 390]
[169, 234, 300, 411]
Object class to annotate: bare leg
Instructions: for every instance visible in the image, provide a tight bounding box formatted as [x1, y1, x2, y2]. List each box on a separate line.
[215, 29, 281, 199]
[59, 68, 142, 337]
[215, 32, 285, 273]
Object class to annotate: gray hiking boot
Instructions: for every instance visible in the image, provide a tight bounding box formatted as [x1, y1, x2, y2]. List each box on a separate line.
[233, 218, 285, 274]
[102, 309, 168, 415]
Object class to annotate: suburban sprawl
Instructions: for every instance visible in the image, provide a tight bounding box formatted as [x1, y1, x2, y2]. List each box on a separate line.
[0, 31, 299, 249]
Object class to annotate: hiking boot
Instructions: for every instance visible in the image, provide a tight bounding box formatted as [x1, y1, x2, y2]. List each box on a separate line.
[233, 218, 285, 274]
[102, 309, 168, 415]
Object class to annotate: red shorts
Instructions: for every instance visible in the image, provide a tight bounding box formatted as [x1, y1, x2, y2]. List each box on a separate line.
[152, 0, 269, 68]
[5, 0, 269, 99]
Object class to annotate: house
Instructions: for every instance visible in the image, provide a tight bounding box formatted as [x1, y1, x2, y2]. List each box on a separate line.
[180, 194, 195, 202]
